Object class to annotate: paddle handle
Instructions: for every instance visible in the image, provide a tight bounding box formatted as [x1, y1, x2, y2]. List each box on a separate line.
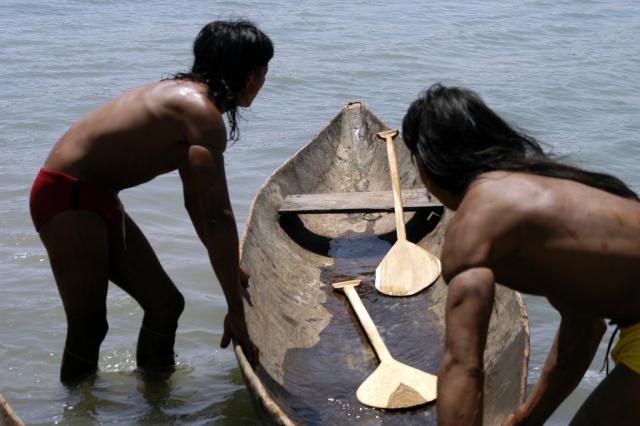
[342, 285, 393, 363]
[383, 134, 407, 241]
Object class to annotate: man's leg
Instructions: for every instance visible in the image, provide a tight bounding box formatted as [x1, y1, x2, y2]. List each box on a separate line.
[39, 210, 110, 384]
[570, 363, 640, 426]
[108, 214, 185, 372]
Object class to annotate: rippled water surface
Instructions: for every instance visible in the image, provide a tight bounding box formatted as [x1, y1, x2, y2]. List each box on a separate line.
[1, 1, 639, 424]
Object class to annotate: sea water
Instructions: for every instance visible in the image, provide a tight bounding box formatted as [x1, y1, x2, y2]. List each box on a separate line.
[1, 1, 639, 424]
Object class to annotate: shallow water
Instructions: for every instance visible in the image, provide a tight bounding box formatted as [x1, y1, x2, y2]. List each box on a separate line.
[1, 0, 639, 424]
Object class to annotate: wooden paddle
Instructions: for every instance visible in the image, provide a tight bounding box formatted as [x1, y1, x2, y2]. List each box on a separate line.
[375, 129, 441, 296]
[333, 280, 437, 409]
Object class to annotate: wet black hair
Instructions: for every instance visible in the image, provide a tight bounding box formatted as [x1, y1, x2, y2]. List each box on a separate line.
[172, 20, 273, 140]
[402, 83, 638, 200]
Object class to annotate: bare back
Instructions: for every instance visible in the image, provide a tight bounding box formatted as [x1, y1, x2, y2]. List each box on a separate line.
[44, 80, 224, 192]
[444, 171, 640, 322]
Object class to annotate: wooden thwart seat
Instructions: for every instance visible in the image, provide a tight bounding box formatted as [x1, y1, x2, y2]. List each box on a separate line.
[279, 188, 442, 214]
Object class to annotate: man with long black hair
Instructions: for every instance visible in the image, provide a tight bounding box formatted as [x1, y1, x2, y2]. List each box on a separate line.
[403, 84, 640, 425]
[30, 20, 272, 383]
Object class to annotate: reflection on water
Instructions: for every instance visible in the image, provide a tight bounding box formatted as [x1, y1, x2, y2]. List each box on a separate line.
[50, 366, 258, 425]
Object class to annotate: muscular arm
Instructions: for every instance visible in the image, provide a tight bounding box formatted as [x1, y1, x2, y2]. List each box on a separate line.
[179, 145, 242, 310]
[176, 90, 257, 363]
[505, 304, 606, 425]
[438, 267, 496, 426]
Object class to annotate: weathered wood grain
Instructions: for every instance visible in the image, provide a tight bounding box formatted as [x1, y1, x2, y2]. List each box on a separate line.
[279, 189, 442, 214]
[236, 102, 530, 425]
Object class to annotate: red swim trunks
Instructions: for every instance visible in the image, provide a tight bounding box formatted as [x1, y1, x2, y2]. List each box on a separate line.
[30, 168, 122, 232]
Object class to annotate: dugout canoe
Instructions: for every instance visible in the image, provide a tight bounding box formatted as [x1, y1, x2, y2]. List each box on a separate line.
[0, 393, 25, 426]
[236, 102, 530, 425]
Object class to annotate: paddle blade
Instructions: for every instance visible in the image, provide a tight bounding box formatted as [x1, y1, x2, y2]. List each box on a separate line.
[375, 240, 441, 296]
[376, 129, 398, 140]
[356, 359, 437, 409]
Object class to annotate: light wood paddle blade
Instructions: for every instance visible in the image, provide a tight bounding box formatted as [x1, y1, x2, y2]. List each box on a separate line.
[375, 240, 441, 296]
[357, 357, 438, 409]
[333, 280, 437, 409]
[375, 129, 441, 296]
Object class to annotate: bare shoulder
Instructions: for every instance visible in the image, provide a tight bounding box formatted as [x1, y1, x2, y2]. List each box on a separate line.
[151, 80, 227, 152]
[442, 172, 546, 280]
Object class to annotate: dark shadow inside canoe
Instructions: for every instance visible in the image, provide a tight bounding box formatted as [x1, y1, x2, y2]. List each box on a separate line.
[279, 207, 445, 256]
[245, 225, 445, 425]
[256, 256, 444, 425]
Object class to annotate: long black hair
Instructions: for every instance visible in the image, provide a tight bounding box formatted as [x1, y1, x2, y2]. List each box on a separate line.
[402, 84, 638, 200]
[172, 20, 273, 140]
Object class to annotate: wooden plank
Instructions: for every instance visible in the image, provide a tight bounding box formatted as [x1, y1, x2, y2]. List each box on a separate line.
[279, 189, 442, 214]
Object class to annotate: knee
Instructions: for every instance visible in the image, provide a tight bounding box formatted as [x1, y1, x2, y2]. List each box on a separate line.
[67, 313, 109, 344]
[145, 289, 185, 326]
[95, 317, 109, 343]
[164, 289, 185, 320]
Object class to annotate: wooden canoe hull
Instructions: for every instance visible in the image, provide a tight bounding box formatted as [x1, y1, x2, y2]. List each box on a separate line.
[0, 393, 25, 426]
[237, 102, 529, 425]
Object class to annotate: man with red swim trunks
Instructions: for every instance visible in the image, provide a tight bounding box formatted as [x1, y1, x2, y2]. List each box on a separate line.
[30, 20, 272, 383]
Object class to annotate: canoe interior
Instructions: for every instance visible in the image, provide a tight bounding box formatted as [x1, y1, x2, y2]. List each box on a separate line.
[238, 103, 530, 425]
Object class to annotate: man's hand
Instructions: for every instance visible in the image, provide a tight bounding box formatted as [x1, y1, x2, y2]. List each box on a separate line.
[220, 309, 259, 366]
[240, 266, 250, 289]
[501, 405, 528, 426]
[499, 314, 606, 426]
